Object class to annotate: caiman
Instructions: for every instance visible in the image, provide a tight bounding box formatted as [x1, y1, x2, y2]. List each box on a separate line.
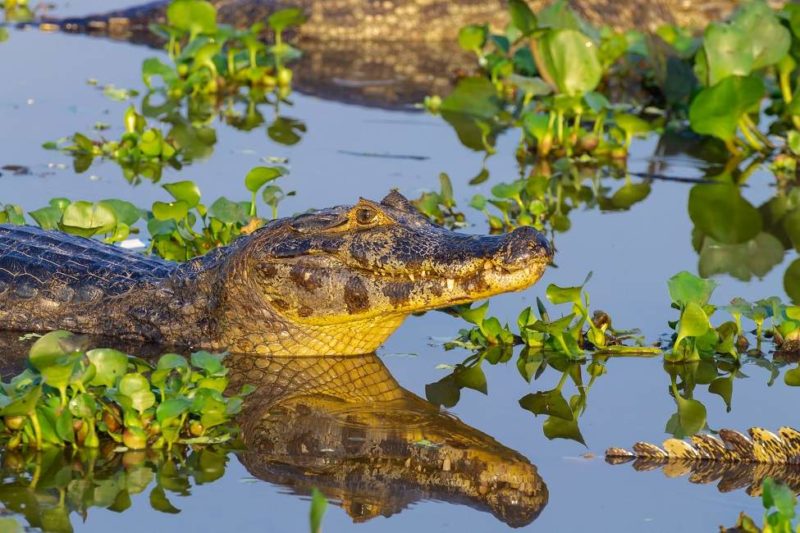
[0, 191, 552, 356]
[606, 427, 800, 496]
[227, 351, 548, 527]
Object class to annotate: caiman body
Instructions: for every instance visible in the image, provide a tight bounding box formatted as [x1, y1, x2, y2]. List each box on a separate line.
[0, 192, 551, 355]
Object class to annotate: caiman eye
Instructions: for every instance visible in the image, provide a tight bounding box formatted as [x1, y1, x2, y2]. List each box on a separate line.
[355, 207, 378, 225]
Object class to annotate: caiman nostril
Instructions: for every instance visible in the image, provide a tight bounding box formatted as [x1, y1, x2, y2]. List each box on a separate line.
[501, 226, 553, 267]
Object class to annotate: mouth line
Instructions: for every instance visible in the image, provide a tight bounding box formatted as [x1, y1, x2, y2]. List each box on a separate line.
[283, 255, 547, 286]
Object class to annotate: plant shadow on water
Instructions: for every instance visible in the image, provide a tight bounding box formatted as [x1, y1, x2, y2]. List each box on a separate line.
[0, 333, 548, 531]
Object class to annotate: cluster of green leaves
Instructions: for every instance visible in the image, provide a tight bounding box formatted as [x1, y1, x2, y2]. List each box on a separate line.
[665, 272, 800, 363]
[144, 1, 305, 99]
[0, 165, 291, 261]
[47, 106, 182, 180]
[425, 0, 655, 162]
[727, 478, 799, 533]
[411, 172, 466, 228]
[447, 273, 655, 358]
[0, 331, 250, 451]
[0, 444, 232, 532]
[429, 0, 800, 163]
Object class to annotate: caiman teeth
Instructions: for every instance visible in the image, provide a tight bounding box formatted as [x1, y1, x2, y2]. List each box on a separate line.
[483, 260, 493, 270]
[409, 273, 416, 282]
[446, 278, 455, 291]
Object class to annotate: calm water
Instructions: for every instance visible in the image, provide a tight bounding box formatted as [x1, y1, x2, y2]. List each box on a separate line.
[0, 5, 798, 532]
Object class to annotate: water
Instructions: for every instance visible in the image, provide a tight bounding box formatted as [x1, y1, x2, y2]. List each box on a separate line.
[1, 8, 798, 532]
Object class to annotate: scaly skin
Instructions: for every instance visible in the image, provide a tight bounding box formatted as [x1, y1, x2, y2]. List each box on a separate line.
[606, 428, 800, 495]
[226, 351, 548, 527]
[0, 191, 552, 355]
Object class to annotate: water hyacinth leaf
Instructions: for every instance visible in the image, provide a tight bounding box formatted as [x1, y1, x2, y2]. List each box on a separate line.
[608, 182, 651, 210]
[697, 232, 784, 281]
[784, 208, 800, 252]
[542, 414, 585, 445]
[458, 24, 487, 52]
[459, 301, 490, 326]
[508, 0, 537, 36]
[119, 374, 156, 413]
[688, 184, 762, 244]
[538, 29, 602, 96]
[142, 57, 178, 89]
[454, 365, 487, 394]
[152, 200, 189, 222]
[733, 1, 791, 70]
[150, 486, 180, 514]
[688, 75, 764, 142]
[60, 201, 117, 236]
[210, 197, 248, 224]
[99, 199, 141, 226]
[69, 393, 97, 419]
[162, 181, 201, 208]
[519, 389, 573, 420]
[546, 283, 582, 305]
[156, 398, 191, 423]
[86, 348, 129, 388]
[0, 385, 41, 416]
[310, 488, 328, 533]
[29, 206, 63, 230]
[244, 166, 284, 192]
[666, 396, 707, 438]
[699, 23, 753, 86]
[268, 7, 306, 32]
[191, 351, 226, 376]
[166, 0, 217, 37]
[674, 302, 712, 350]
[441, 77, 502, 120]
[425, 377, 460, 408]
[268, 117, 305, 146]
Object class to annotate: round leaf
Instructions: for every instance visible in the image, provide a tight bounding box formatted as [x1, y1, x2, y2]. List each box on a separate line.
[86, 348, 129, 388]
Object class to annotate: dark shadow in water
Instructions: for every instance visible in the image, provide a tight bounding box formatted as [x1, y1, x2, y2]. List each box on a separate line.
[0, 333, 548, 529]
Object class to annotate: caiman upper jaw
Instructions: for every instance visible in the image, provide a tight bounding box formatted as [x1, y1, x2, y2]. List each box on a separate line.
[498, 226, 554, 271]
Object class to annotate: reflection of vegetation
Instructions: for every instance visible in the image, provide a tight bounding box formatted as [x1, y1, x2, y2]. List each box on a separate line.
[726, 478, 798, 533]
[46, 0, 306, 183]
[0, 166, 292, 261]
[1, 0, 33, 23]
[0, 331, 248, 450]
[0, 444, 232, 532]
[309, 488, 327, 533]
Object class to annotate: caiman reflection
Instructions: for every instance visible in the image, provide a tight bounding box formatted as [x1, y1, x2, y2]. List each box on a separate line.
[227, 352, 549, 527]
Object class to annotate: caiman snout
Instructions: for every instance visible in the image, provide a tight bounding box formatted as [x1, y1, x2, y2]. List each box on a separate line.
[499, 226, 553, 270]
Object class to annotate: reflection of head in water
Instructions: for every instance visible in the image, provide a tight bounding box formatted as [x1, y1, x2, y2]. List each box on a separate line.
[227, 352, 549, 528]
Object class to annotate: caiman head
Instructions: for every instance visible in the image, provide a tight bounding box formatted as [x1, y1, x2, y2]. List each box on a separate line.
[215, 191, 553, 355]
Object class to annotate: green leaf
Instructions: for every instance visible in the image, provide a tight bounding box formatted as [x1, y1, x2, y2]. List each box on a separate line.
[539, 29, 602, 96]
[163, 181, 201, 208]
[546, 283, 583, 305]
[29, 206, 63, 230]
[542, 414, 586, 445]
[190, 351, 226, 376]
[667, 271, 718, 308]
[167, 0, 217, 36]
[425, 377, 460, 408]
[267, 7, 306, 32]
[674, 302, 712, 350]
[689, 184, 762, 244]
[60, 201, 118, 236]
[458, 24, 487, 52]
[733, 2, 791, 70]
[310, 488, 328, 533]
[244, 166, 284, 192]
[688, 75, 764, 142]
[440, 77, 502, 119]
[454, 365, 487, 394]
[0, 385, 41, 416]
[509, 0, 537, 36]
[785, 259, 800, 304]
[152, 200, 189, 222]
[668, 396, 707, 438]
[458, 301, 490, 326]
[149, 485, 180, 514]
[209, 197, 248, 224]
[119, 374, 156, 414]
[86, 348, 129, 388]
[69, 392, 97, 418]
[156, 398, 191, 423]
[700, 23, 753, 86]
[519, 389, 573, 420]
